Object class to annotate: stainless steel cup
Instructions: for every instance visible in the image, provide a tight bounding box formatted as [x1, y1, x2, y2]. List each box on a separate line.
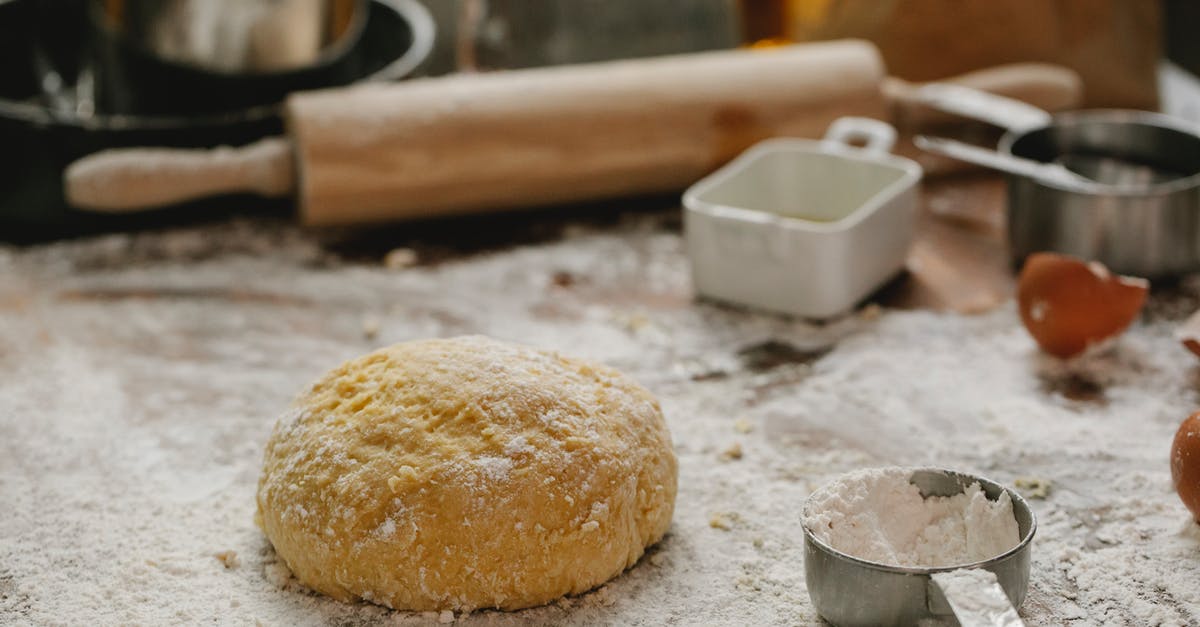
[913, 83, 1200, 278]
[802, 468, 1037, 627]
[1002, 110, 1200, 278]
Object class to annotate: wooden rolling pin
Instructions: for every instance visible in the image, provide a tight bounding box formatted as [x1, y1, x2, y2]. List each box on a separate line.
[65, 41, 1081, 226]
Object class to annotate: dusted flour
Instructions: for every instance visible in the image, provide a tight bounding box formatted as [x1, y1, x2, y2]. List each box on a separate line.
[804, 467, 1021, 567]
[5, 214, 1200, 625]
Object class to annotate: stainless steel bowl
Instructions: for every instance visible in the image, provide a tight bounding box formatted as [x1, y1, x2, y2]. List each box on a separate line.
[94, 0, 368, 74]
[86, 0, 434, 115]
[802, 468, 1037, 627]
[913, 82, 1200, 278]
[1002, 110, 1200, 277]
[0, 0, 433, 240]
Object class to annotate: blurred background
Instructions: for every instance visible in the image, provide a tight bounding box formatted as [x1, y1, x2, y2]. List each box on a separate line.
[0, 0, 1194, 241]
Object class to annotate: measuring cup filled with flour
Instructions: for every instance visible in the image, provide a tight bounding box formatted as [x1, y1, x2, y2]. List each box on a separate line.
[802, 467, 1036, 627]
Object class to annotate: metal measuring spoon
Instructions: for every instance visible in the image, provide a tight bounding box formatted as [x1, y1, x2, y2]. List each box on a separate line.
[915, 135, 1093, 188]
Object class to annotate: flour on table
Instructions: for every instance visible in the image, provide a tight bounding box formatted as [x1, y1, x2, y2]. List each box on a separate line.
[3, 217, 1200, 625]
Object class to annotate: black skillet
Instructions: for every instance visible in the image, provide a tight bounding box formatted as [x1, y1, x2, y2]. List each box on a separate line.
[0, 0, 432, 243]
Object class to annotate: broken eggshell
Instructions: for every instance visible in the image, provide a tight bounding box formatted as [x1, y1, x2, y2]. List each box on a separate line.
[1176, 309, 1200, 358]
[1016, 253, 1149, 359]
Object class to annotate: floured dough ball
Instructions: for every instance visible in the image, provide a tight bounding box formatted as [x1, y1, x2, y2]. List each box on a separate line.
[256, 336, 677, 611]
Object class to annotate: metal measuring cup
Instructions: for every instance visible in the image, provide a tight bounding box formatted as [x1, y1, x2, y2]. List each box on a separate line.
[802, 468, 1037, 627]
[911, 82, 1200, 278]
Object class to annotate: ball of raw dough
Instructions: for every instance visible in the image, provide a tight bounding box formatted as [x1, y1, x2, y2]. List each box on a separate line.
[256, 336, 677, 611]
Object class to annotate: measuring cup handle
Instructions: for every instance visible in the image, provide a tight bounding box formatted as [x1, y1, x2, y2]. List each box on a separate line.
[928, 569, 1026, 627]
[823, 116, 897, 155]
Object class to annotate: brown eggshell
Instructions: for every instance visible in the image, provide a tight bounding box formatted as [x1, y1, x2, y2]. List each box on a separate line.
[1172, 412, 1200, 523]
[1016, 253, 1149, 358]
[1177, 309, 1200, 358]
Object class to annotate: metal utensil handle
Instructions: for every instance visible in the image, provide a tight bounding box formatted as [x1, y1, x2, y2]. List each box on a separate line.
[824, 116, 897, 154]
[929, 569, 1026, 627]
[914, 135, 1092, 187]
[914, 83, 1053, 133]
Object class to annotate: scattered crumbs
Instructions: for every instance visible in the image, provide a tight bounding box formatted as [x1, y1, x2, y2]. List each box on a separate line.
[1059, 547, 1080, 563]
[719, 442, 743, 462]
[628, 313, 651, 331]
[263, 561, 293, 588]
[733, 417, 754, 434]
[751, 537, 764, 549]
[214, 550, 240, 569]
[649, 552, 667, 567]
[859, 303, 882, 321]
[383, 247, 418, 269]
[613, 311, 652, 332]
[438, 609, 455, 623]
[709, 512, 737, 531]
[734, 575, 760, 591]
[1015, 476, 1053, 500]
[592, 585, 616, 607]
[550, 271, 576, 288]
[362, 315, 381, 340]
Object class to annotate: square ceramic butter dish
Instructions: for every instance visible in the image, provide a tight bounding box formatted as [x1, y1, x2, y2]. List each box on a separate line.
[683, 117, 922, 318]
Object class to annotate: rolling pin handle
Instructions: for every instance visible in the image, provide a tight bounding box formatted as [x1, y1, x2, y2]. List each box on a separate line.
[64, 136, 296, 213]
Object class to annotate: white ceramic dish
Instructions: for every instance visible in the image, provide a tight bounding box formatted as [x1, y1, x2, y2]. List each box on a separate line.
[683, 117, 923, 318]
